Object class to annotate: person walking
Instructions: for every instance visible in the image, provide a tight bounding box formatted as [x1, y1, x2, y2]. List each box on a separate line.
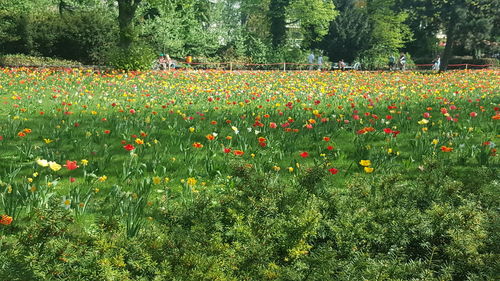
[308, 52, 315, 70]
[388, 55, 396, 70]
[399, 53, 406, 71]
[317, 55, 323, 71]
[432, 55, 441, 71]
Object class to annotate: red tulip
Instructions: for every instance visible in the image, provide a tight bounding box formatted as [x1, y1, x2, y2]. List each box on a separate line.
[124, 144, 135, 151]
[328, 168, 339, 175]
[64, 160, 79, 170]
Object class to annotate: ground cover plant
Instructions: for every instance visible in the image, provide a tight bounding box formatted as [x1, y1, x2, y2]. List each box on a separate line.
[0, 68, 498, 280]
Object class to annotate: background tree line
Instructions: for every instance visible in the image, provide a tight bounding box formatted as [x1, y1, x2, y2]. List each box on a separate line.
[0, 0, 498, 70]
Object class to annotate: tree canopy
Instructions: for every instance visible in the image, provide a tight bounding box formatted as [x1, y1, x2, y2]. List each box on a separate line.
[0, 0, 497, 69]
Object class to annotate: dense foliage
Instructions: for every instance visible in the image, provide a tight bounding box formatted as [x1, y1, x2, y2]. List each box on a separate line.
[1, 162, 497, 280]
[0, 69, 499, 279]
[0, 0, 497, 69]
[0, 54, 82, 67]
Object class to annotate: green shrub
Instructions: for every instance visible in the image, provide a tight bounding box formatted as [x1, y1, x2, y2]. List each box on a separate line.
[53, 9, 118, 65]
[107, 45, 157, 71]
[358, 46, 415, 70]
[0, 54, 81, 67]
[0, 160, 497, 280]
[448, 57, 498, 67]
[0, 8, 117, 65]
[308, 158, 498, 280]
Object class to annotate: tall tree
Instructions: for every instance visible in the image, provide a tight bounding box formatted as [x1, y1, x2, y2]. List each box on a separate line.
[366, 0, 412, 52]
[320, 3, 371, 61]
[286, 0, 338, 48]
[268, 0, 289, 47]
[117, 0, 142, 48]
[268, 0, 337, 48]
[397, 0, 498, 71]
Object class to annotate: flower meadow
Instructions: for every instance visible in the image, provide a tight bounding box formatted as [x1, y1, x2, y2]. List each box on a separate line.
[0, 68, 499, 280]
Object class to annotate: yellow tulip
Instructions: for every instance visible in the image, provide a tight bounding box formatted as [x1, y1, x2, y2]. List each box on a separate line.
[359, 160, 371, 167]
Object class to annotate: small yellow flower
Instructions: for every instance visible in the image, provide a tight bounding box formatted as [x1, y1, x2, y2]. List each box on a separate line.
[186, 177, 197, 186]
[364, 167, 374, 173]
[98, 175, 107, 182]
[359, 160, 371, 167]
[27, 178, 33, 183]
[189, 127, 195, 133]
[152, 176, 162, 185]
[135, 138, 144, 145]
[164, 177, 170, 183]
[33, 172, 38, 177]
[288, 167, 294, 172]
[272, 166, 281, 171]
[81, 159, 89, 166]
[418, 119, 429, 125]
[432, 139, 439, 145]
[387, 148, 393, 154]
[44, 138, 54, 144]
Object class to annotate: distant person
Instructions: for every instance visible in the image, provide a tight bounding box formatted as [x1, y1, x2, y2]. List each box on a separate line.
[339, 59, 346, 71]
[317, 55, 323, 71]
[432, 55, 440, 71]
[399, 53, 406, 71]
[165, 54, 174, 70]
[308, 52, 315, 70]
[158, 54, 167, 70]
[388, 55, 396, 70]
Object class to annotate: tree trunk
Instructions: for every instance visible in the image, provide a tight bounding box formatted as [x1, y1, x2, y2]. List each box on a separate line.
[439, 20, 456, 72]
[118, 0, 141, 49]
